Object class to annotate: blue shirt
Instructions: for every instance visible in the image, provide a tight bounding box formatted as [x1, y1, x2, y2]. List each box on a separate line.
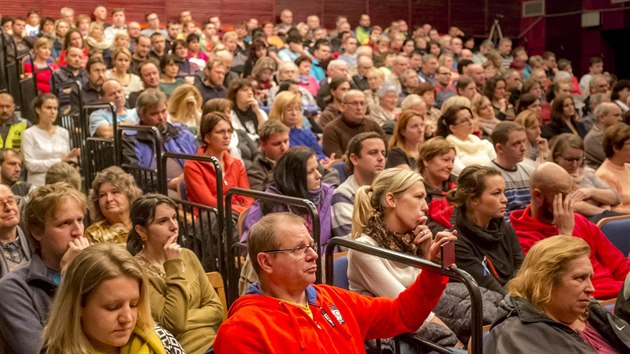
[89, 108, 139, 136]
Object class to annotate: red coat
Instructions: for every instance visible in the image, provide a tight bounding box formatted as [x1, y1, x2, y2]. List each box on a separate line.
[184, 150, 254, 214]
[510, 205, 630, 299]
[214, 270, 448, 353]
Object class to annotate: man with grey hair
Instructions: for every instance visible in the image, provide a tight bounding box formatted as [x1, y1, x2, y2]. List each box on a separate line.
[418, 54, 438, 85]
[400, 68, 420, 97]
[584, 102, 623, 169]
[316, 59, 354, 109]
[322, 90, 385, 157]
[122, 89, 196, 187]
[59, 7, 75, 25]
[351, 55, 373, 91]
[582, 74, 611, 118]
[473, 39, 494, 65]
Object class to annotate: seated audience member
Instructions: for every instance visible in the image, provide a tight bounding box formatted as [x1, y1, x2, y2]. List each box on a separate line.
[419, 137, 457, 206]
[51, 46, 88, 112]
[42, 243, 184, 353]
[319, 77, 350, 128]
[173, 39, 201, 79]
[596, 123, 630, 214]
[214, 212, 455, 353]
[447, 165, 523, 294]
[484, 76, 515, 120]
[472, 95, 501, 139]
[485, 236, 630, 353]
[368, 83, 400, 126]
[184, 112, 254, 214]
[105, 48, 143, 98]
[228, 78, 268, 142]
[269, 91, 327, 160]
[158, 54, 185, 96]
[510, 162, 630, 299]
[542, 94, 586, 139]
[386, 109, 426, 169]
[364, 67, 385, 106]
[584, 102, 623, 169]
[487, 122, 534, 214]
[268, 63, 318, 110]
[332, 133, 386, 238]
[89, 79, 139, 138]
[322, 90, 386, 157]
[436, 105, 496, 176]
[0, 148, 33, 198]
[22, 94, 79, 187]
[434, 65, 457, 109]
[551, 134, 621, 222]
[0, 183, 88, 354]
[126, 194, 224, 353]
[23, 37, 59, 94]
[243, 147, 335, 251]
[296, 55, 319, 97]
[70, 55, 107, 113]
[127, 59, 162, 108]
[248, 120, 290, 191]
[85, 166, 142, 244]
[315, 59, 352, 110]
[44, 161, 81, 190]
[0, 93, 31, 152]
[348, 168, 461, 348]
[130, 36, 152, 75]
[195, 58, 228, 104]
[122, 89, 197, 190]
[0, 185, 29, 278]
[167, 84, 203, 136]
[514, 109, 549, 164]
[250, 57, 277, 106]
[57, 29, 88, 68]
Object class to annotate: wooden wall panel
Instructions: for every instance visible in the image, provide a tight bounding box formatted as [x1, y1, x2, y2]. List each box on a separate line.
[368, 0, 409, 29]
[409, 0, 449, 34]
[450, 0, 485, 37]
[275, 0, 323, 25]
[322, 0, 366, 29]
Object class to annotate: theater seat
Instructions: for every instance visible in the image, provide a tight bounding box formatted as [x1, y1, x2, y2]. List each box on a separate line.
[597, 215, 630, 257]
[333, 252, 349, 290]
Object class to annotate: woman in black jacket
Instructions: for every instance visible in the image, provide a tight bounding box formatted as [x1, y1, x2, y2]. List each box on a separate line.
[447, 165, 524, 294]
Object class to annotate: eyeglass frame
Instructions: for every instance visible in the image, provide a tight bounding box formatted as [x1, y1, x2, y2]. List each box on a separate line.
[0, 197, 17, 208]
[262, 242, 318, 256]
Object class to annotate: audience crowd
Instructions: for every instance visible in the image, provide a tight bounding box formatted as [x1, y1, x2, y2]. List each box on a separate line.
[2, 5, 630, 354]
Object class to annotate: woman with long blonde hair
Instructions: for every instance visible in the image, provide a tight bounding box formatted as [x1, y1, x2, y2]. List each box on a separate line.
[167, 84, 203, 136]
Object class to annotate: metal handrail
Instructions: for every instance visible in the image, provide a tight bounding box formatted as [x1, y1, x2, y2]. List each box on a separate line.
[324, 237, 483, 354]
[115, 125, 165, 192]
[224, 187, 320, 305]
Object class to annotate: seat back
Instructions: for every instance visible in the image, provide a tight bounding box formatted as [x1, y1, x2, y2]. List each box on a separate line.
[207, 271, 228, 320]
[597, 215, 630, 257]
[332, 252, 349, 290]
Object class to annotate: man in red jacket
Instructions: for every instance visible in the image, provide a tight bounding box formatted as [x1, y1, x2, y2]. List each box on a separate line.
[510, 162, 630, 299]
[214, 213, 455, 353]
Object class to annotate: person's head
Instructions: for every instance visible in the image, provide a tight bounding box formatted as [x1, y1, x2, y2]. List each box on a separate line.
[436, 65, 453, 86]
[377, 83, 399, 110]
[199, 112, 233, 155]
[159, 54, 179, 79]
[127, 194, 178, 255]
[341, 90, 368, 123]
[589, 74, 610, 95]
[436, 105, 474, 139]
[112, 32, 130, 50]
[392, 55, 410, 76]
[43, 243, 153, 354]
[45, 162, 81, 190]
[111, 8, 125, 27]
[594, 102, 622, 129]
[507, 236, 593, 324]
[0, 93, 16, 123]
[24, 182, 86, 262]
[64, 29, 84, 50]
[418, 137, 456, 182]
[12, 17, 26, 37]
[167, 84, 202, 122]
[227, 78, 255, 108]
[54, 19, 70, 38]
[550, 94, 576, 123]
[588, 56, 604, 75]
[517, 92, 542, 115]
[150, 32, 166, 54]
[352, 168, 427, 238]
[89, 166, 142, 225]
[491, 121, 528, 167]
[603, 122, 630, 160]
[273, 147, 321, 199]
[144, 12, 160, 30]
[222, 31, 238, 52]
[136, 89, 167, 130]
[134, 35, 151, 58]
[294, 55, 312, 77]
[529, 162, 575, 224]
[138, 59, 160, 88]
[101, 79, 126, 110]
[326, 59, 349, 79]
[522, 78, 543, 99]
[258, 120, 290, 162]
[441, 95, 472, 114]
[204, 58, 227, 87]
[504, 69, 522, 91]
[33, 93, 59, 124]
[549, 133, 585, 176]
[389, 109, 425, 152]
[0, 149, 22, 185]
[33, 37, 52, 61]
[86, 55, 107, 87]
[446, 165, 505, 222]
[366, 68, 384, 91]
[64, 46, 84, 69]
[269, 91, 303, 129]
[455, 76, 477, 101]
[611, 80, 630, 103]
[514, 109, 542, 145]
[111, 48, 132, 74]
[167, 21, 182, 40]
[127, 21, 141, 39]
[0, 183, 19, 231]
[497, 37, 512, 56]
[88, 21, 104, 40]
[342, 35, 358, 55]
[345, 132, 386, 182]
[484, 76, 507, 101]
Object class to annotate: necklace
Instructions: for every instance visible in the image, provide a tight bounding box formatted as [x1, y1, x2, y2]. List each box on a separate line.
[136, 252, 166, 278]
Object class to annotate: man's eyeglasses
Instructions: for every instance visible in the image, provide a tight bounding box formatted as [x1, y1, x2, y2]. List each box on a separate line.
[0, 197, 16, 208]
[345, 101, 367, 107]
[263, 243, 318, 256]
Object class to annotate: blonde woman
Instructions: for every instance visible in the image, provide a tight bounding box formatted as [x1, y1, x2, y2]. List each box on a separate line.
[167, 84, 203, 136]
[23, 37, 59, 93]
[106, 48, 143, 98]
[43, 243, 183, 353]
[85, 21, 110, 54]
[472, 95, 501, 138]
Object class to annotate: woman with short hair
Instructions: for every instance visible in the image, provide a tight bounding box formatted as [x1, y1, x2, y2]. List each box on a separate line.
[596, 123, 630, 214]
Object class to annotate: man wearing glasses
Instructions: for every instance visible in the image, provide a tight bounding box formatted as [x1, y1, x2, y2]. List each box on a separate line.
[215, 213, 453, 353]
[510, 162, 630, 299]
[322, 90, 386, 157]
[0, 185, 28, 278]
[434, 66, 456, 109]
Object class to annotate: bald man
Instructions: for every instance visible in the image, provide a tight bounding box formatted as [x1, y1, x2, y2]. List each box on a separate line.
[510, 162, 630, 299]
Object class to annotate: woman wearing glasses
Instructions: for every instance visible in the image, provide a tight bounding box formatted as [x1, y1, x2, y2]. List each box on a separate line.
[596, 123, 630, 214]
[550, 133, 621, 222]
[126, 194, 224, 354]
[436, 105, 496, 176]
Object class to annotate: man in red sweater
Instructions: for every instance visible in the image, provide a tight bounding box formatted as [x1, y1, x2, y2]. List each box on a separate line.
[510, 162, 630, 299]
[214, 213, 455, 353]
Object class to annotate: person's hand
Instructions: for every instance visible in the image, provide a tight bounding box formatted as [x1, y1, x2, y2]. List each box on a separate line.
[163, 234, 181, 261]
[319, 153, 336, 169]
[573, 188, 593, 202]
[411, 216, 433, 259]
[185, 94, 197, 105]
[63, 148, 80, 162]
[60, 237, 90, 272]
[552, 192, 576, 236]
[536, 137, 549, 153]
[427, 230, 458, 264]
[498, 98, 507, 113]
[249, 98, 259, 112]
